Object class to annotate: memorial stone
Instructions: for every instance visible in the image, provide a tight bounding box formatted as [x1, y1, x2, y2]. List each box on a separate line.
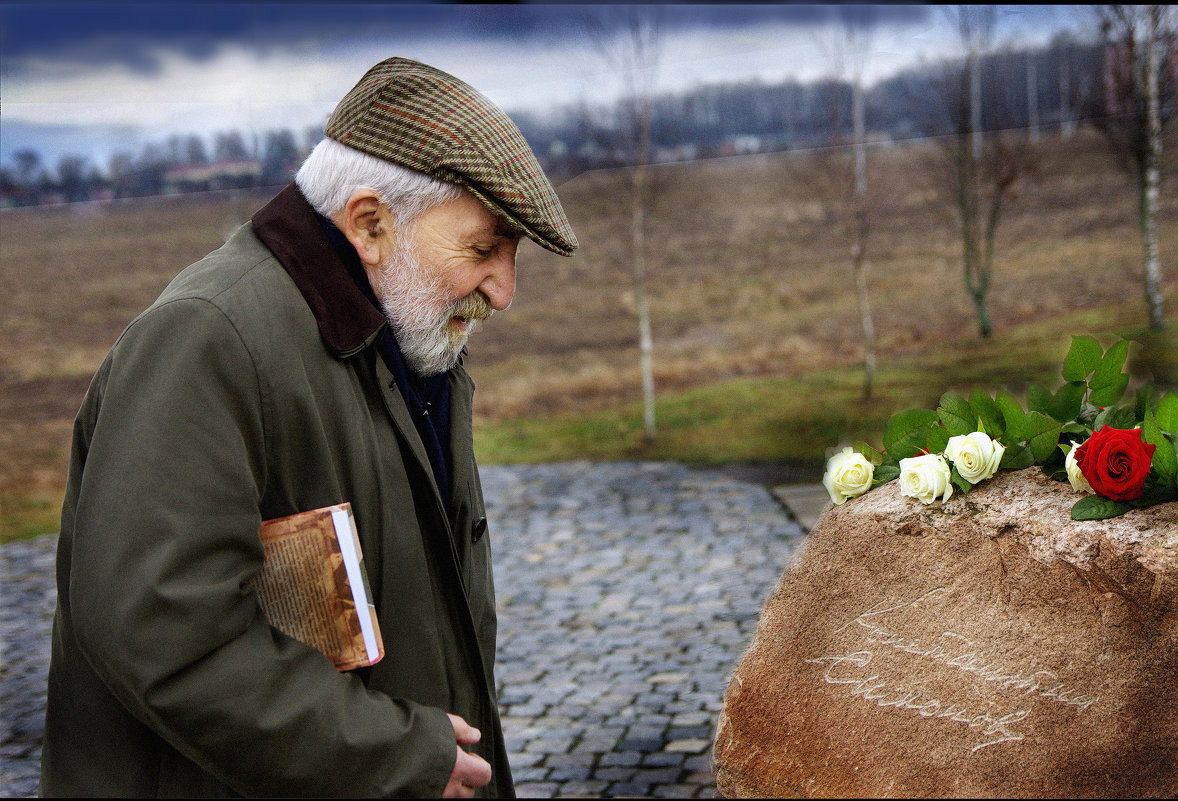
[715, 468, 1178, 798]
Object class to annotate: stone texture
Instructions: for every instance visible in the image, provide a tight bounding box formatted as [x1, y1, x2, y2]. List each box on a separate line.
[715, 468, 1178, 799]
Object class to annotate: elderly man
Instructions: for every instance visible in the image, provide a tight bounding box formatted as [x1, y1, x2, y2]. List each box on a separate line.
[40, 57, 576, 798]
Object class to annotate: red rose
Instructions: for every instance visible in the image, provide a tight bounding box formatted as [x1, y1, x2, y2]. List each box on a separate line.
[1075, 427, 1156, 502]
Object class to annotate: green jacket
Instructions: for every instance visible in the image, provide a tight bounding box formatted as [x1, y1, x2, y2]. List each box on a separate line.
[40, 185, 513, 798]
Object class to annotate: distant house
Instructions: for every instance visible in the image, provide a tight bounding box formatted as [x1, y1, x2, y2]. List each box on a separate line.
[731, 135, 763, 155]
[163, 159, 263, 194]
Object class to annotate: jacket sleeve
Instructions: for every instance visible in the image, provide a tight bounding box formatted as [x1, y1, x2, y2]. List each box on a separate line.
[68, 296, 457, 797]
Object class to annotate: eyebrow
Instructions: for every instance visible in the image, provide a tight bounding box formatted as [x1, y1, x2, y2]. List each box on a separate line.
[493, 221, 520, 240]
[464, 217, 520, 244]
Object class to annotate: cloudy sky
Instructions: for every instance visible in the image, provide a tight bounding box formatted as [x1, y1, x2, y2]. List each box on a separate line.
[0, 2, 1092, 172]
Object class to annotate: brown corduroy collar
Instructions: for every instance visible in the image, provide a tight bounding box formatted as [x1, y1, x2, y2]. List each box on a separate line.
[251, 183, 387, 357]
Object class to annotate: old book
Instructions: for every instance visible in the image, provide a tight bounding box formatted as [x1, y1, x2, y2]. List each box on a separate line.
[250, 503, 384, 671]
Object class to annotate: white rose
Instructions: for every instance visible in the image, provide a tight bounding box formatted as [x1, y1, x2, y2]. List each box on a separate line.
[899, 453, 953, 505]
[822, 447, 875, 505]
[1065, 441, 1094, 494]
[944, 431, 1006, 484]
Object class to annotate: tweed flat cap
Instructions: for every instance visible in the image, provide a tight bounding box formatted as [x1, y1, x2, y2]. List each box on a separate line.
[325, 57, 577, 256]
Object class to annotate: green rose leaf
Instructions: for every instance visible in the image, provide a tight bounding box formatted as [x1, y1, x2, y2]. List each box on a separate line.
[950, 464, 973, 495]
[1094, 338, 1129, 379]
[969, 389, 1004, 437]
[1089, 339, 1130, 406]
[1024, 380, 1083, 423]
[1062, 335, 1103, 381]
[996, 389, 1026, 444]
[1024, 410, 1063, 464]
[925, 424, 951, 455]
[999, 443, 1035, 470]
[872, 462, 900, 487]
[1048, 381, 1087, 423]
[1077, 401, 1102, 427]
[1156, 392, 1178, 433]
[1133, 468, 1178, 507]
[1071, 495, 1133, 521]
[1089, 374, 1131, 408]
[855, 440, 885, 466]
[1169, 433, 1178, 497]
[1144, 408, 1178, 485]
[1040, 435, 1066, 475]
[938, 391, 976, 437]
[884, 408, 938, 460]
[1136, 384, 1159, 422]
[1094, 404, 1137, 431]
[1046, 465, 1070, 482]
[1027, 382, 1052, 416]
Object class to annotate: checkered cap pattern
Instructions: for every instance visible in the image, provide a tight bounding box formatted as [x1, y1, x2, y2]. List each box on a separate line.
[325, 57, 578, 256]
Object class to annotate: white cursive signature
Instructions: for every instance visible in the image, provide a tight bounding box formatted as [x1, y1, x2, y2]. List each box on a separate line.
[805, 650, 1031, 752]
[835, 595, 1099, 711]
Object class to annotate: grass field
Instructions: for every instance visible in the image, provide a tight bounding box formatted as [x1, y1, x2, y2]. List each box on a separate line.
[2, 128, 1176, 540]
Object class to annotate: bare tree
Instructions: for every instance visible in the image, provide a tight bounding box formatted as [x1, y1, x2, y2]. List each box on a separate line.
[827, 7, 878, 397]
[928, 5, 1035, 338]
[184, 135, 209, 166]
[13, 149, 42, 186]
[1092, 4, 1174, 331]
[214, 130, 249, 162]
[1027, 49, 1041, 142]
[587, 8, 661, 442]
[56, 155, 90, 202]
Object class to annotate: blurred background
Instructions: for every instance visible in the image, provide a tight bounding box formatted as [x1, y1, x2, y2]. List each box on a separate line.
[2, 2, 1175, 540]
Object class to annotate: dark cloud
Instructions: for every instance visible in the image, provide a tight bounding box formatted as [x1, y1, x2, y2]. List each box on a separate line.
[0, 2, 936, 73]
[1, 2, 433, 70]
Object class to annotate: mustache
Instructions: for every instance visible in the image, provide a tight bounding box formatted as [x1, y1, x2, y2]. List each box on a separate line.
[449, 292, 494, 322]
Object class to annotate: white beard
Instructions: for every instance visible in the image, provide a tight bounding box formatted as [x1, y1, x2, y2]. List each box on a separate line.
[370, 240, 494, 376]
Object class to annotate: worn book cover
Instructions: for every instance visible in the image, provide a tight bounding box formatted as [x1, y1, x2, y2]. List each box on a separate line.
[250, 503, 384, 671]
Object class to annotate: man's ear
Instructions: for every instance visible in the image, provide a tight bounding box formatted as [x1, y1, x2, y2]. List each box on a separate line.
[333, 190, 393, 268]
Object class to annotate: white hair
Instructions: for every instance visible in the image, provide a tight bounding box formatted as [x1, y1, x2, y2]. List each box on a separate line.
[294, 137, 461, 226]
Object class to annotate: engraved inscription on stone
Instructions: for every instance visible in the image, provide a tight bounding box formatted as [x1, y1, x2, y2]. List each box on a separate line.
[804, 587, 1099, 753]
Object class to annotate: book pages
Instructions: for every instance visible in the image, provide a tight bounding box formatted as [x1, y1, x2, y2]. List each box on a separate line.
[251, 503, 383, 671]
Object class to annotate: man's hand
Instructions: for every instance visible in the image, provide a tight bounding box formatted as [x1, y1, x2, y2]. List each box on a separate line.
[443, 714, 492, 798]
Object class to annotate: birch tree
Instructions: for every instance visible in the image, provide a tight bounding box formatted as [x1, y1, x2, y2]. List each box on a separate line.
[1093, 4, 1174, 331]
[929, 5, 1034, 339]
[829, 7, 878, 397]
[587, 9, 661, 442]
[850, 57, 876, 398]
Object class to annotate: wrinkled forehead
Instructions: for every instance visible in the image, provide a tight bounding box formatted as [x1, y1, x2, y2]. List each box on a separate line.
[404, 189, 522, 245]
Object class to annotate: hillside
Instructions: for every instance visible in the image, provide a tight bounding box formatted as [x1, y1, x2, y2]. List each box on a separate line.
[1, 128, 1175, 538]
[466, 128, 1175, 432]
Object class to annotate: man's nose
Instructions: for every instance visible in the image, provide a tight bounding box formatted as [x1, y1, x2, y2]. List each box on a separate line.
[480, 250, 517, 311]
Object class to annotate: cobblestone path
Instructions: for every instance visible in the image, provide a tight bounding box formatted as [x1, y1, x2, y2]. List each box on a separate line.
[1, 461, 806, 798]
